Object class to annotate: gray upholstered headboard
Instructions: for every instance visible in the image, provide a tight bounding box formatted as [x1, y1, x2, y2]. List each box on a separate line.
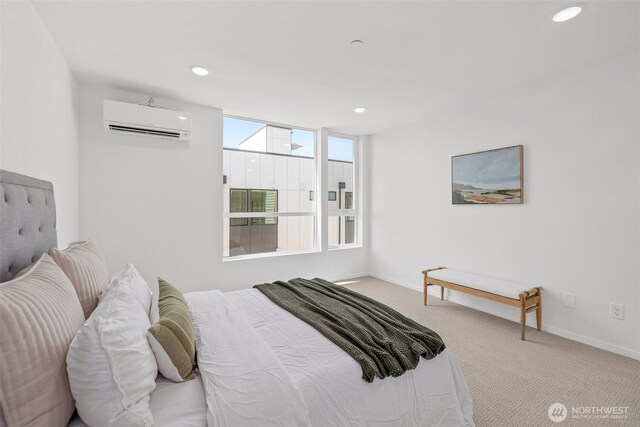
[0, 170, 57, 282]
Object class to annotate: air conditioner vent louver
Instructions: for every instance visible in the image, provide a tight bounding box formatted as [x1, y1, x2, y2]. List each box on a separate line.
[103, 100, 192, 141]
[108, 124, 181, 138]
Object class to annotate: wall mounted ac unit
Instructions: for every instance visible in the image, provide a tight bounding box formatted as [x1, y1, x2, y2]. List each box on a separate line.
[103, 100, 192, 141]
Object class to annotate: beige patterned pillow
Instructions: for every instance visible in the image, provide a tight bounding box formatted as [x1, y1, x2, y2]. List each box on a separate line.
[0, 254, 85, 426]
[49, 241, 109, 319]
[147, 278, 197, 382]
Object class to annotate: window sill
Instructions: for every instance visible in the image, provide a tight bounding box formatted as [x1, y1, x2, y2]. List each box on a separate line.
[328, 243, 363, 252]
[222, 248, 321, 262]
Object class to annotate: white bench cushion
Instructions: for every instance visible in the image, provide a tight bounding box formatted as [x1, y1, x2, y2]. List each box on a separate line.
[428, 269, 531, 300]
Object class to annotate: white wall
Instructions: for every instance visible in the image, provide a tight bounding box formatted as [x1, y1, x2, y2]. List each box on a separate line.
[368, 52, 640, 359]
[78, 85, 368, 293]
[0, 0, 79, 247]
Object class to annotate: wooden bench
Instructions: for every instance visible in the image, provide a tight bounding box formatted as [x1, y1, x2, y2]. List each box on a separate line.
[422, 267, 543, 340]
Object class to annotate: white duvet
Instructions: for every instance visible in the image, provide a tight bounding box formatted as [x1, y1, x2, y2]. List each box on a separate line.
[186, 289, 474, 427]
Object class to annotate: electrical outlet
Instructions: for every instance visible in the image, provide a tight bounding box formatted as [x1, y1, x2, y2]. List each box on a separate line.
[562, 293, 576, 309]
[610, 303, 624, 320]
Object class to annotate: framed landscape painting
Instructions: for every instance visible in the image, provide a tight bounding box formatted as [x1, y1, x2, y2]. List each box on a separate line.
[452, 145, 523, 204]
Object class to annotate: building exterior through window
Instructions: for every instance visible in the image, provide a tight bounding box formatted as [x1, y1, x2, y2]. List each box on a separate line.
[223, 117, 356, 258]
[327, 135, 356, 248]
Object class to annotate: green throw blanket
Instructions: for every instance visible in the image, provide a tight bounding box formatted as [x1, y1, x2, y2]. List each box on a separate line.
[254, 277, 446, 383]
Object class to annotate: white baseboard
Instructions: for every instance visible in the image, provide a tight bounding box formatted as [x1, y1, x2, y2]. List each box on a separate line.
[368, 272, 640, 361]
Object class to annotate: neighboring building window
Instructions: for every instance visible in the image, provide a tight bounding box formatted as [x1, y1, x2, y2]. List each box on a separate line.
[345, 192, 354, 223]
[327, 135, 358, 247]
[223, 116, 316, 258]
[230, 189, 248, 226]
[345, 192, 353, 209]
[250, 189, 278, 225]
[229, 189, 278, 225]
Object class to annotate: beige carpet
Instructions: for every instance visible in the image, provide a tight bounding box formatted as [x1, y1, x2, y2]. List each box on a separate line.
[337, 276, 640, 427]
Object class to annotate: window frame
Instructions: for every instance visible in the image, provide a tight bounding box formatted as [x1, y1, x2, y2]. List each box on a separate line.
[326, 131, 362, 251]
[222, 115, 320, 261]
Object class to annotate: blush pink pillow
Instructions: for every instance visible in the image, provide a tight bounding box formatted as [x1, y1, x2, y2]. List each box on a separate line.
[49, 241, 109, 319]
[0, 254, 84, 426]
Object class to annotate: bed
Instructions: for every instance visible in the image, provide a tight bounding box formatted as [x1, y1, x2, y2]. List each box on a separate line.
[0, 169, 474, 427]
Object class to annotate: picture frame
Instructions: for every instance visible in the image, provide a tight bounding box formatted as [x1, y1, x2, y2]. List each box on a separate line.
[451, 145, 523, 205]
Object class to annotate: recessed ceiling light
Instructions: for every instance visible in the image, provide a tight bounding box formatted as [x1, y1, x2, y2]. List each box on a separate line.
[190, 65, 209, 76]
[552, 5, 583, 22]
[351, 40, 364, 47]
[354, 107, 366, 113]
[178, 116, 188, 120]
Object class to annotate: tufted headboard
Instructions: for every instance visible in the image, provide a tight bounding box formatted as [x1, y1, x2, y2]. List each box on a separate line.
[0, 170, 58, 282]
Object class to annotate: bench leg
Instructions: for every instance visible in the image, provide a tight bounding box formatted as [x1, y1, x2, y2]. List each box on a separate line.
[423, 282, 428, 306]
[440, 286, 444, 301]
[536, 298, 542, 331]
[520, 298, 526, 340]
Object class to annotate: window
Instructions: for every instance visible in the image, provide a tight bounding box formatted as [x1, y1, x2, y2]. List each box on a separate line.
[223, 116, 317, 258]
[327, 134, 358, 248]
[250, 189, 278, 225]
[345, 192, 353, 209]
[230, 189, 248, 226]
[230, 189, 278, 226]
[345, 192, 354, 223]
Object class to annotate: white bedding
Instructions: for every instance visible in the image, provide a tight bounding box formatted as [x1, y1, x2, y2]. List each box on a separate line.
[188, 288, 474, 427]
[187, 289, 311, 426]
[68, 376, 207, 427]
[70, 288, 474, 426]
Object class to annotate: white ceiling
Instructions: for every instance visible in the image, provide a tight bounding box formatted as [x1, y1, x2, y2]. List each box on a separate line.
[34, 1, 639, 135]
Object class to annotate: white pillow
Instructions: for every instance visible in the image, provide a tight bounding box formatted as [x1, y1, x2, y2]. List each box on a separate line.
[107, 264, 153, 317]
[67, 281, 158, 427]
